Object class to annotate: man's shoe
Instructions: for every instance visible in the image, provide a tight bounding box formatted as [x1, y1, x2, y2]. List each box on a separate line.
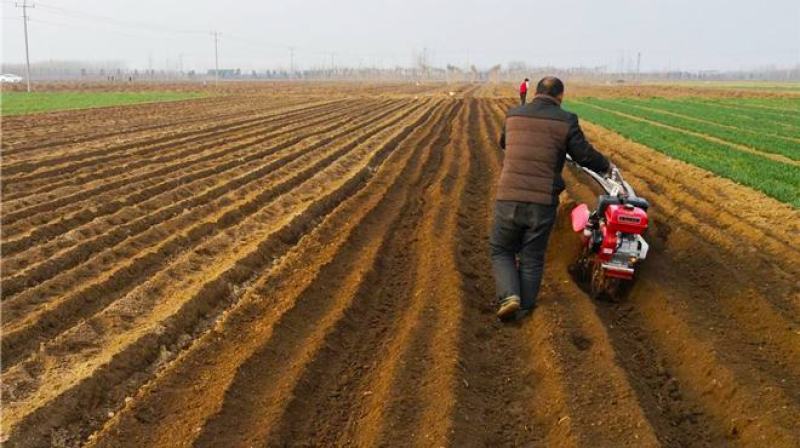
[497, 295, 521, 320]
[515, 307, 534, 321]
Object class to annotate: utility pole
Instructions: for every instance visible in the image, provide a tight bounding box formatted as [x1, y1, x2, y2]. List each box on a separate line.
[329, 52, 335, 77]
[636, 52, 642, 81]
[423, 47, 429, 79]
[289, 46, 295, 79]
[15, 0, 34, 92]
[211, 30, 220, 87]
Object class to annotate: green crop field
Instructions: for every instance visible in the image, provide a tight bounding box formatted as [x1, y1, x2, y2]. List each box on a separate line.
[605, 98, 800, 140]
[650, 81, 800, 94]
[700, 97, 800, 112]
[565, 98, 800, 208]
[576, 98, 800, 161]
[696, 101, 800, 122]
[0, 91, 205, 116]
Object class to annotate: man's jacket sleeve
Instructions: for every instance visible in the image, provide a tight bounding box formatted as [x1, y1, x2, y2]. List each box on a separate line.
[566, 114, 609, 174]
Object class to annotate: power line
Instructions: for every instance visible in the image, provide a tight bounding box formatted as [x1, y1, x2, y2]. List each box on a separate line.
[34, 1, 206, 36]
[16, 1, 380, 72]
[7, 1, 478, 73]
[29, 17, 163, 40]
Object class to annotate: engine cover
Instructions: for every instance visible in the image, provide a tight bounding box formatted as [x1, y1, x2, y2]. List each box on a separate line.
[605, 203, 648, 234]
[595, 203, 649, 278]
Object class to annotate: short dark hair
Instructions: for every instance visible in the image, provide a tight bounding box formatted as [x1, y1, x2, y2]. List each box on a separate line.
[536, 76, 564, 97]
[524, 78, 529, 81]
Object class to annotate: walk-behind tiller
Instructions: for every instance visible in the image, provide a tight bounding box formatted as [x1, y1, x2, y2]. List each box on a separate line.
[567, 158, 650, 300]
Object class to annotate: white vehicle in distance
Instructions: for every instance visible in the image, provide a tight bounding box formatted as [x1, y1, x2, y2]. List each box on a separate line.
[0, 74, 24, 83]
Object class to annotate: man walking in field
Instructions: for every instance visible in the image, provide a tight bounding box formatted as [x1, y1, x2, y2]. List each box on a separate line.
[519, 78, 529, 105]
[493, 76, 612, 320]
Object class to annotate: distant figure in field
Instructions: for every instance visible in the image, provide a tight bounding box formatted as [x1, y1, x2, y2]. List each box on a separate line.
[493, 76, 613, 321]
[519, 78, 529, 105]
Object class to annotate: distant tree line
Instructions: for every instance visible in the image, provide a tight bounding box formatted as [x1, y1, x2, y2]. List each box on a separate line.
[2, 60, 797, 83]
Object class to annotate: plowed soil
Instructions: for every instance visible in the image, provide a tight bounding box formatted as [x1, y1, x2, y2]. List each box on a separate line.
[2, 83, 799, 447]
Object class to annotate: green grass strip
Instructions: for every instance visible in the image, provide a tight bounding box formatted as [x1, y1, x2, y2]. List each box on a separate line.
[583, 98, 800, 161]
[612, 98, 800, 140]
[664, 98, 800, 123]
[713, 84, 800, 93]
[0, 91, 205, 116]
[654, 82, 800, 94]
[702, 97, 800, 112]
[565, 100, 800, 208]
[696, 99, 800, 118]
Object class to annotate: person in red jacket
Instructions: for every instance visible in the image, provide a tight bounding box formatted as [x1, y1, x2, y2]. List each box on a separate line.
[519, 78, 529, 105]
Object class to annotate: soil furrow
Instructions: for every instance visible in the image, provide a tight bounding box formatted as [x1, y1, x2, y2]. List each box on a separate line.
[258, 101, 458, 447]
[0, 99, 396, 254]
[0, 99, 396, 274]
[1, 98, 343, 178]
[449, 99, 550, 446]
[0, 100, 425, 370]
[0, 96, 231, 151]
[0, 105, 415, 372]
[354, 97, 473, 448]
[79, 98, 452, 448]
[587, 254, 800, 446]
[1, 99, 360, 213]
[193, 100, 456, 448]
[1, 97, 300, 156]
[0, 100, 393, 292]
[1, 98, 253, 164]
[1, 98, 440, 447]
[0, 100, 380, 243]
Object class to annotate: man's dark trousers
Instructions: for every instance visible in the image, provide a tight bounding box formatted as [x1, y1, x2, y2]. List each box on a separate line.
[519, 92, 527, 105]
[490, 200, 557, 310]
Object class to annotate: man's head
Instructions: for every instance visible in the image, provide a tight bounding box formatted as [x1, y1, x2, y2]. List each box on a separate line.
[524, 78, 529, 82]
[535, 76, 565, 102]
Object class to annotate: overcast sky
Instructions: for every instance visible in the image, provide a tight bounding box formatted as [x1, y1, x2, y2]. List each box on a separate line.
[2, 0, 799, 72]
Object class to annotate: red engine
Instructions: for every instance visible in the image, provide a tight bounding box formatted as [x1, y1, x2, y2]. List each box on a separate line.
[566, 161, 651, 300]
[571, 194, 650, 298]
[595, 203, 649, 279]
